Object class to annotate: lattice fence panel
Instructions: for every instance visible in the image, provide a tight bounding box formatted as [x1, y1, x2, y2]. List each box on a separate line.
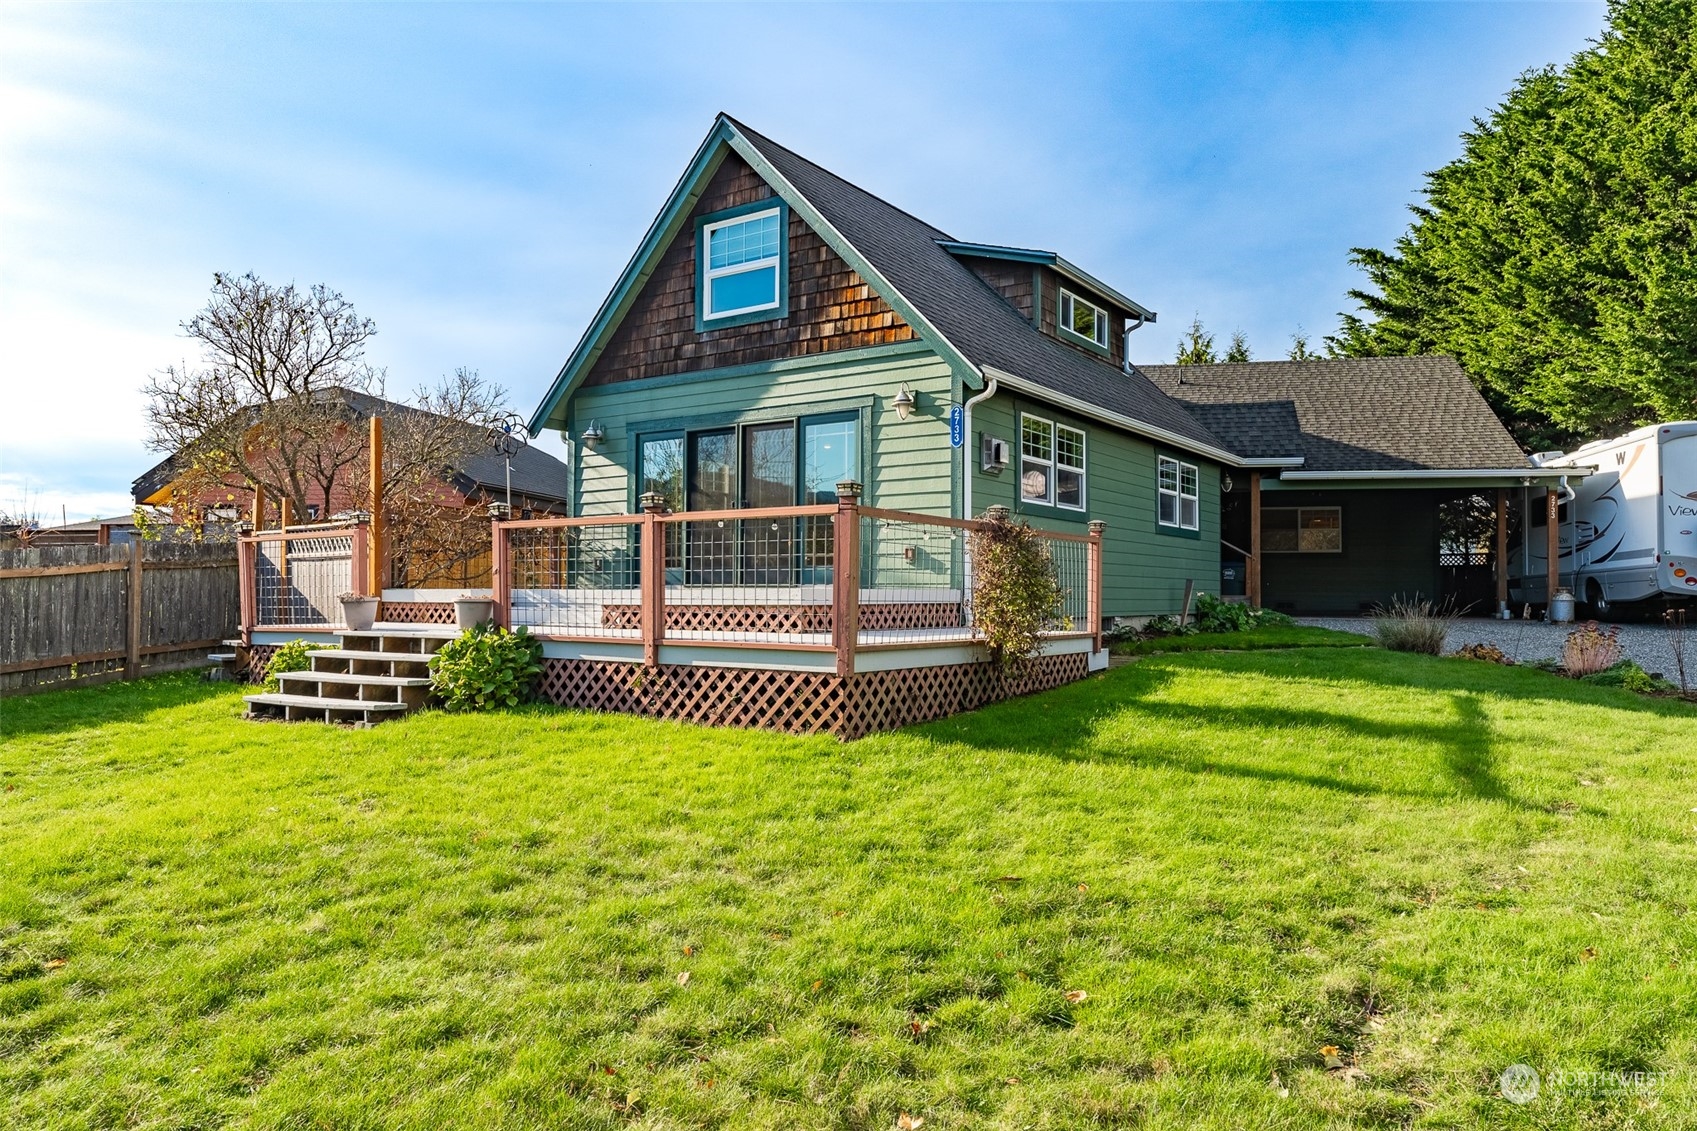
[539, 659, 845, 735]
[859, 602, 962, 632]
[245, 644, 280, 684]
[600, 603, 834, 635]
[381, 601, 457, 624]
[839, 653, 1088, 739]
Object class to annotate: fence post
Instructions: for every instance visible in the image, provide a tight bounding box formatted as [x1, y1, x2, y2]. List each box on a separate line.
[276, 498, 291, 626]
[490, 504, 511, 629]
[1087, 520, 1106, 652]
[125, 540, 144, 680]
[639, 491, 668, 669]
[237, 534, 256, 646]
[351, 517, 371, 599]
[833, 481, 863, 677]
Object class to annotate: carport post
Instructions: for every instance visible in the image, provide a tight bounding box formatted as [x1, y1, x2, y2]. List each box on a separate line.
[1494, 489, 1509, 616]
[1545, 488, 1560, 609]
[1247, 471, 1262, 609]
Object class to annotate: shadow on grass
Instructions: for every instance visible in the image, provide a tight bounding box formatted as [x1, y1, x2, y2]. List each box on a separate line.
[0, 670, 240, 742]
[915, 651, 1540, 808]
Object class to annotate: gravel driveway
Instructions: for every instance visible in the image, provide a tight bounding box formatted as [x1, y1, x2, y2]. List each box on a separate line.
[1298, 615, 1696, 684]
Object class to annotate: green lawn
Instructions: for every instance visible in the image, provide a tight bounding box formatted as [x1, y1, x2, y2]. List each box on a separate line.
[1112, 623, 1372, 655]
[3, 651, 1695, 1129]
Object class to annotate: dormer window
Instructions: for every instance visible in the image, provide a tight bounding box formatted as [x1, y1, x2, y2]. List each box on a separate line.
[698, 203, 787, 326]
[1058, 288, 1109, 350]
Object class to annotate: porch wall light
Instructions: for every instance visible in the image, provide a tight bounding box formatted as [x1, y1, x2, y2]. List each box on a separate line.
[580, 422, 607, 447]
[892, 384, 916, 421]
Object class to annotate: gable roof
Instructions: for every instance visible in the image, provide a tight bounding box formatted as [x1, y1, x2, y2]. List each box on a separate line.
[1140, 357, 1531, 472]
[132, 390, 570, 505]
[530, 114, 1239, 462]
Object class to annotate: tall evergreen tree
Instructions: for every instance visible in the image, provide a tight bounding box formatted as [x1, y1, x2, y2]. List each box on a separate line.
[1175, 315, 1218, 365]
[1224, 330, 1252, 364]
[1331, 0, 1697, 448]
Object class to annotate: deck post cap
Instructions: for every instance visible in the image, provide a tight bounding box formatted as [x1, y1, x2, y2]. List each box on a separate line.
[984, 504, 1011, 521]
[638, 491, 669, 514]
[1087, 520, 1107, 535]
[834, 480, 863, 500]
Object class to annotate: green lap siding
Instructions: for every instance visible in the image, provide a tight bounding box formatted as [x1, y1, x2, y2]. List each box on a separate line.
[970, 392, 1221, 619]
[568, 343, 958, 516]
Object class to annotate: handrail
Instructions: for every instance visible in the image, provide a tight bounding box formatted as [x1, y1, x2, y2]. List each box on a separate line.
[658, 503, 837, 524]
[242, 522, 365, 542]
[859, 505, 1096, 543]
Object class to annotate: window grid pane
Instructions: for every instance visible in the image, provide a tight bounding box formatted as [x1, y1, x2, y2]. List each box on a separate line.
[708, 213, 780, 270]
[1056, 426, 1085, 470]
[1158, 457, 1178, 492]
[1021, 416, 1052, 460]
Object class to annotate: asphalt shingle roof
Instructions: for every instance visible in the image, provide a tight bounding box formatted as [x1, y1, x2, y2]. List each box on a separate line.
[730, 120, 1230, 453]
[1140, 357, 1530, 471]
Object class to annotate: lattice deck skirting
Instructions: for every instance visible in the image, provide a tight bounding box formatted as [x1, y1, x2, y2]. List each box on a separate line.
[538, 652, 1087, 740]
[245, 643, 279, 683]
[380, 601, 457, 624]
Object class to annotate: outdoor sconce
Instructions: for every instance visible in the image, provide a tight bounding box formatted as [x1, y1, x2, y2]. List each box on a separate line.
[1221, 473, 1234, 494]
[892, 384, 916, 420]
[580, 421, 606, 447]
[488, 501, 512, 521]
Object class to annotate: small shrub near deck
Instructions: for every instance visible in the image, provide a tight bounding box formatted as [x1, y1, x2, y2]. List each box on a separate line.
[428, 623, 543, 710]
[1563, 621, 1623, 677]
[263, 639, 336, 691]
[969, 513, 1066, 666]
[1370, 595, 1458, 654]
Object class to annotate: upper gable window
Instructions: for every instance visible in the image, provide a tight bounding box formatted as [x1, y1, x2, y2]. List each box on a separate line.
[1058, 288, 1110, 350]
[700, 206, 784, 323]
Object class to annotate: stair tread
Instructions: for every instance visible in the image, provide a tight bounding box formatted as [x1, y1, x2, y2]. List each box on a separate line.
[244, 693, 410, 711]
[339, 627, 462, 639]
[320, 649, 437, 662]
[278, 671, 432, 687]
[207, 653, 237, 661]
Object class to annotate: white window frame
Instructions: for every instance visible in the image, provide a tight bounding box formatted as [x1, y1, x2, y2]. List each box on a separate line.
[1054, 423, 1087, 511]
[1263, 506, 1344, 554]
[1158, 455, 1200, 531]
[1018, 414, 1089, 511]
[1020, 413, 1055, 506]
[1058, 288, 1110, 349]
[701, 207, 782, 320]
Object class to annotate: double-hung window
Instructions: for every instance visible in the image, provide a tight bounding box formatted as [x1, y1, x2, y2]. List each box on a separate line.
[700, 206, 783, 321]
[1020, 414, 1086, 510]
[1158, 456, 1200, 531]
[1058, 288, 1110, 350]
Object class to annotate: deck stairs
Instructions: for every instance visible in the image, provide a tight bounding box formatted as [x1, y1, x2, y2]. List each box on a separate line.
[243, 626, 457, 725]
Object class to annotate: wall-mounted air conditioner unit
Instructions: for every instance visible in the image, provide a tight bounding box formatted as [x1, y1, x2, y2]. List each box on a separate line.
[981, 434, 1010, 472]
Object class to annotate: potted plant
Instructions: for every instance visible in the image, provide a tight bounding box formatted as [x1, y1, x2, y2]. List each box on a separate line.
[339, 592, 379, 631]
[454, 594, 496, 628]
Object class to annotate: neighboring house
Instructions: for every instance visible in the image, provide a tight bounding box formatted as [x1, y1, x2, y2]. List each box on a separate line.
[529, 115, 1587, 620]
[134, 390, 573, 523]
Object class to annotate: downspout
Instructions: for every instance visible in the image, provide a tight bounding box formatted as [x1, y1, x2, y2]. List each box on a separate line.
[961, 375, 999, 521]
[1122, 313, 1146, 374]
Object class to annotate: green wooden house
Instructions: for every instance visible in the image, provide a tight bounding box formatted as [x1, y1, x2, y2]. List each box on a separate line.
[529, 115, 1587, 623]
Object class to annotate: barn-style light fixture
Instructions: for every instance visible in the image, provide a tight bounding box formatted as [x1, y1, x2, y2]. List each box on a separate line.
[892, 384, 916, 420]
[580, 421, 606, 447]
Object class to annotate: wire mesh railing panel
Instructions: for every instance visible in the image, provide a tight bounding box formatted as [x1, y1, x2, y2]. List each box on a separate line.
[508, 523, 642, 637]
[658, 516, 834, 644]
[1036, 534, 1092, 632]
[254, 532, 354, 627]
[857, 515, 969, 645]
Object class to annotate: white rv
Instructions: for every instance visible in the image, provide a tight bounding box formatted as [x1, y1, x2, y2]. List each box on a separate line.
[1511, 421, 1697, 616]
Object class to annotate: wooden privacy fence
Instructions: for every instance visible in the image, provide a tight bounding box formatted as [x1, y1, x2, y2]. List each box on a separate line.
[0, 543, 239, 694]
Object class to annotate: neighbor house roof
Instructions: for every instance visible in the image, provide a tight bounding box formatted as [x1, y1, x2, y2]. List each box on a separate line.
[132, 390, 569, 505]
[531, 114, 1237, 462]
[1140, 357, 1531, 472]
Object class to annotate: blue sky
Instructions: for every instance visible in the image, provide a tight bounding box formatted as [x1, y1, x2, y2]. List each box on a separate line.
[1, 1, 1604, 522]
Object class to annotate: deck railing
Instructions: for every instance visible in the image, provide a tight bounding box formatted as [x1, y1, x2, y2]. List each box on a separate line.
[238, 519, 369, 639]
[488, 484, 1104, 673]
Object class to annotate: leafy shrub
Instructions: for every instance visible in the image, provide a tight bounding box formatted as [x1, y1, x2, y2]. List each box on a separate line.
[1455, 642, 1513, 665]
[1369, 595, 1458, 654]
[264, 640, 336, 691]
[969, 513, 1067, 667]
[429, 623, 544, 711]
[1562, 621, 1622, 677]
[1194, 592, 1254, 633]
[1579, 659, 1673, 693]
[1139, 613, 1197, 638]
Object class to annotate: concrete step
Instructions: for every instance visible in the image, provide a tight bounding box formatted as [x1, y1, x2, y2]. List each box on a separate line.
[244, 692, 412, 726]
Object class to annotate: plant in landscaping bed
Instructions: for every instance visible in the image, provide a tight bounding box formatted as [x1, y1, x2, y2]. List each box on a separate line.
[969, 512, 1067, 667]
[1369, 595, 1460, 654]
[429, 623, 543, 710]
[1138, 613, 1197, 639]
[1579, 659, 1675, 693]
[1455, 642, 1514, 665]
[1191, 591, 1294, 634]
[1562, 621, 1622, 677]
[263, 640, 337, 691]
[1665, 608, 1690, 694]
